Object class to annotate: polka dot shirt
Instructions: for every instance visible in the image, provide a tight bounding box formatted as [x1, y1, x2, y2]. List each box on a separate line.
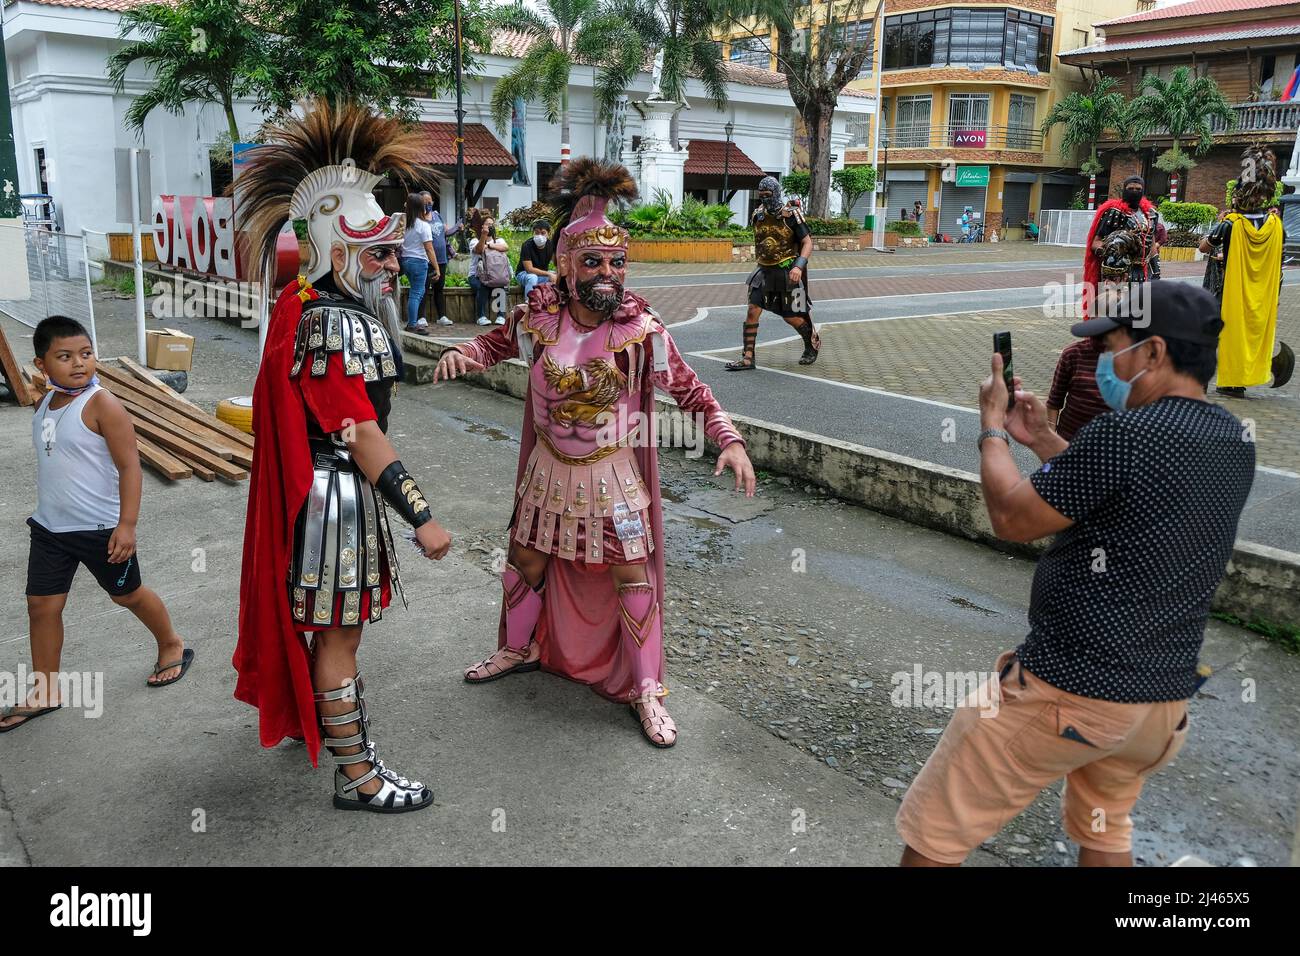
[1020, 397, 1255, 703]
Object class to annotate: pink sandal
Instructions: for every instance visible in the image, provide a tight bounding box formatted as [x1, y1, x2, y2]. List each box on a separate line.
[463, 644, 541, 683]
[631, 697, 678, 748]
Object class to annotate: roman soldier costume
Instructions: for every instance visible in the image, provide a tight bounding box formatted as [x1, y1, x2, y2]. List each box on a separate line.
[448, 158, 751, 747]
[726, 175, 820, 370]
[1082, 175, 1159, 317]
[233, 101, 437, 812]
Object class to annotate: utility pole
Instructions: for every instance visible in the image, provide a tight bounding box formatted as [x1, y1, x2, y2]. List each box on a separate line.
[453, 0, 466, 227]
[869, 0, 885, 249]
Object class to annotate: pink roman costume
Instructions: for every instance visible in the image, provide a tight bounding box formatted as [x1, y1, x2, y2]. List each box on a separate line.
[452, 160, 744, 717]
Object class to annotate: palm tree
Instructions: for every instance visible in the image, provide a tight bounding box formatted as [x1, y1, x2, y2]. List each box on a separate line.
[1039, 76, 1129, 210]
[1127, 66, 1236, 202]
[107, 0, 265, 142]
[609, 0, 732, 150]
[489, 0, 645, 166]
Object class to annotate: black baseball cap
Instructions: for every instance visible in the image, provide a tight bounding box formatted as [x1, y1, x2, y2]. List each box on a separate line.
[1071, 281, 1224, 346]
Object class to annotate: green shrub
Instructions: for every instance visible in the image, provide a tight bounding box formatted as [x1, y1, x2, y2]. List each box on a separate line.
[803, 217, 860, 235]
[1157, 200, 1217, 230]
[503, 200, 556, 229]
[781, 171, 810, 199]
[885, 219, 921, 235]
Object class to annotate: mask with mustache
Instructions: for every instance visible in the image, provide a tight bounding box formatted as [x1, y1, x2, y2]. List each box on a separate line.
[361, 268, 404, 357]
[575, 275, 623, 316]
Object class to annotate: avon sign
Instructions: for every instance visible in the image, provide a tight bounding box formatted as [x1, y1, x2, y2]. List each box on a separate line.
[952, 129, 987, 148]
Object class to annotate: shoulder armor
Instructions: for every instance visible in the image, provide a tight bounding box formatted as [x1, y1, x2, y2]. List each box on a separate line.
[290, 299, 399, 383]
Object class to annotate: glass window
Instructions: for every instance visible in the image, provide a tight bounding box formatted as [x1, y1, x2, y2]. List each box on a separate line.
[729, 36, 770, 69]
[884, 8, 1053, 71]
[829, 20, 875, 77]
[1008, 93, 1037, 148]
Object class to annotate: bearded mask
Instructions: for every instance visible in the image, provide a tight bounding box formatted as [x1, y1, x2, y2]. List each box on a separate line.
[548, 158, 637, 304]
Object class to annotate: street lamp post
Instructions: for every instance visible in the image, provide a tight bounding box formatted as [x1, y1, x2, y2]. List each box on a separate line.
[453, 0, 466, 231]
[722, 120, 734, 207]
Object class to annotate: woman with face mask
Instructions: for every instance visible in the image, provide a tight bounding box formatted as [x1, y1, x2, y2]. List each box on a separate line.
[420, 191, 454, 326]
[467, 217, 510, 326]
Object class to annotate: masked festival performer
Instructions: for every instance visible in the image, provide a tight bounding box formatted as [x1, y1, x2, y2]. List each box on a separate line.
[233, 100, 452, 813]
[1200, 147, 1294, 397]
[726, 175, 819, 370]
[1082, 175, 1159, 317]
[434, 158, 756, 748]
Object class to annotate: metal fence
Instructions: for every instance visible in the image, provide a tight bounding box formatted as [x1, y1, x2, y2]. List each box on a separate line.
[1036, 209, 1095, 247]
[0, 224, 99, 347]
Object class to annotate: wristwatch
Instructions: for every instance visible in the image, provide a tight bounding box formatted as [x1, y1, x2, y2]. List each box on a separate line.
[977, 428, 1011, 450]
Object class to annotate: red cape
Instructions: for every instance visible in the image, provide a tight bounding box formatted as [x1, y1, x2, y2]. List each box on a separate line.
[232, 278, 323, 765]
[1082, 197, 1156, 318]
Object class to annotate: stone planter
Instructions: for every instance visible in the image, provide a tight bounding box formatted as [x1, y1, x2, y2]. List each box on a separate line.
[400, 284, 524, 324]
[810, 234, 866, 252]
[1159, 246, 1203, 262]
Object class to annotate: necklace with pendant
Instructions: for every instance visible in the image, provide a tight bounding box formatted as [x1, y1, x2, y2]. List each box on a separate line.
[43, 401, 73, 456]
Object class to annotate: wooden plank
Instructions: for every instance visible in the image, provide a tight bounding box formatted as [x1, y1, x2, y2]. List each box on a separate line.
[110, 357, 255, 451]
[0, 324, 34, 407]
[119, 397, 240, 462]
[136, 435, 192, 481]
[106, 379, 248, 461]
[21, 363, 46, 404]
[129, 416, 245, 482]
[96, 369, 254, 467]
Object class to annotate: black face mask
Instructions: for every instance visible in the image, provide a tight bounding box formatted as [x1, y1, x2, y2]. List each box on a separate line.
[1123, 189, 1143, 209]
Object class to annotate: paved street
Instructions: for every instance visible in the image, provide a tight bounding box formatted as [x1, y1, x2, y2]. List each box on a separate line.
[0, 266, 1297, 867]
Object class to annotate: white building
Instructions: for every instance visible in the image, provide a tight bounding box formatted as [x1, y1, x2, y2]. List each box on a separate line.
[3, 0, 874, 239]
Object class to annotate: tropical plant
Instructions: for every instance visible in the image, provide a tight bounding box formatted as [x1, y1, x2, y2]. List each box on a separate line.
[487, 0, 645, 158]
[107, 0, 267, 141]
[249, 0, 488, 121]
[607, 0, 733, 148]
[503, 200, 557, 229]
[1127, 66, 1236, 201]
[832, 165, 875, 216]
[781, 171, 811, 200]
[724, 0, 878, 217]
[885, 219, 921, 236]
[1039, 75, 1129, 209]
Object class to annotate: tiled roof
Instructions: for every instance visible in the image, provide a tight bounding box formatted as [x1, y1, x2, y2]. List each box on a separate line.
[414, 122, 516, 173]
[684, 139, 765, 177]
[1101, 0, 1298, 27]
[1060, 15, 1300, 56]
[14, 0, 152, 10]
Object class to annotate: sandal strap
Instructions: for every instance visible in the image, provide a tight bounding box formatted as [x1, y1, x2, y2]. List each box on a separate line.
[320, 706, 364, 727]
[323, 732, 368, 751]
[153, 658, 185, 675]
[340, 765, 381, 793]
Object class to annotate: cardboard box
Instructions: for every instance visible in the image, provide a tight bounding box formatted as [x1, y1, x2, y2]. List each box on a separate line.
[145, 328, 195, 372]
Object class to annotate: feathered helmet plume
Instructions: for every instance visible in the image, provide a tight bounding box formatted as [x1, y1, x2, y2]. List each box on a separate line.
[1233, 146, 1278, 214]
[543, 158, 638, 296]
[234, 99, 428, 295]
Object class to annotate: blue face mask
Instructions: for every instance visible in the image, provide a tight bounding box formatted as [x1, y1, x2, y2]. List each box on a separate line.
[1095, 340, 1149, 411]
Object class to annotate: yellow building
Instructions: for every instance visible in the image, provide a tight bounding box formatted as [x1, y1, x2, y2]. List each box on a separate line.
[720, 0, 1146, 235]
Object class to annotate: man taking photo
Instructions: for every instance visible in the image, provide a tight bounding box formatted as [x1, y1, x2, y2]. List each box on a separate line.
[897, 281, 1255, 867]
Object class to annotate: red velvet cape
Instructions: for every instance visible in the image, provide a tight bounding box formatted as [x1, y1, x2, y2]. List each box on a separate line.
[1081, 196, 1156, 318]
[232, 278, 324, 765]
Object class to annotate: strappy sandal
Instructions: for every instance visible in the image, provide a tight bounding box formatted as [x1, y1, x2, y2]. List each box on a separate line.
[798, 327, 821, 366]
[0, 705, 61, 734]
[146, 647, 194, 688]
[630, 697, 678, 749]
[463, 645, 541, 684]
[725, 355, 757, 372]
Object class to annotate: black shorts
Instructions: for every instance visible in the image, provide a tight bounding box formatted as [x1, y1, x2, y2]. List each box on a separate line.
[26, 517, 143, 598]
[747, 265, 812, 318]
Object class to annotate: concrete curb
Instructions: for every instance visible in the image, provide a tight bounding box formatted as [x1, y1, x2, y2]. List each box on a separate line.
[402, 331, 1300, 632]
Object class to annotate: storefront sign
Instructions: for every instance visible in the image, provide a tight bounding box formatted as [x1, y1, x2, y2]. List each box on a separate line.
[152, 195, 237, 278]
[956, 166, 990, 188]
[952, 130, 987, 149]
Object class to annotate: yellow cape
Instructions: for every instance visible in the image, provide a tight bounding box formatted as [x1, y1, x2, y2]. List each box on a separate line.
[1218, 212, 1281, 387]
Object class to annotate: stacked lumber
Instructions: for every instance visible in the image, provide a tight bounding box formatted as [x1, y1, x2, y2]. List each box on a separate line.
[98, 358, 254, 483]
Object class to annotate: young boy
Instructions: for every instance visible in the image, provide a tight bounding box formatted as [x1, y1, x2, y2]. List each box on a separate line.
[1045, 336, 1108, 441]
[0, 316, 191, 732]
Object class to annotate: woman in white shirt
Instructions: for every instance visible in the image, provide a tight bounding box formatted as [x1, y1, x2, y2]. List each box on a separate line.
[467, 217, 510, 326]
[399, 192, 439, 334]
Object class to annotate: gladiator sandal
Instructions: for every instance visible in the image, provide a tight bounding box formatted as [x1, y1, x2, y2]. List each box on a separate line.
[618, 582, 678, 748]
[725, 319, 760, 371]
[797, 319, 820, 366]
[464, 565, 544, 683]
[314, 673, 433, 813]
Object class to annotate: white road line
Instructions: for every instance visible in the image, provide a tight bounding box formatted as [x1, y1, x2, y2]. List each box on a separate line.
[629, 259, 1080, 284]
[1257, 464, 1300, 479]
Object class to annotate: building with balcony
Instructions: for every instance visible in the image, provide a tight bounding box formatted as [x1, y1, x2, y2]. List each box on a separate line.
[721, 1, 1143, 235]
[1058, 0, 1300, 207]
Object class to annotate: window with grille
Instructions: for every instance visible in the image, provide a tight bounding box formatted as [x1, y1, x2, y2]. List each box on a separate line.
[1008, 93, 1037, 148]
[895, 95, 932, 148]
[729, 36, 770, 69]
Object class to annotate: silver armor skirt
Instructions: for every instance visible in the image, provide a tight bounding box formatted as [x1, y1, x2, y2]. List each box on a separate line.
[289, 438, 403, 628]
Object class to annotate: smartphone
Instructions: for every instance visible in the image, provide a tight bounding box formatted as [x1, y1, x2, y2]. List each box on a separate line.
[993, 331, 1015, 410]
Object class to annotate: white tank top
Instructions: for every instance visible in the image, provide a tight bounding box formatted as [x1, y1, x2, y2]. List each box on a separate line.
[31, 384, 122, 532]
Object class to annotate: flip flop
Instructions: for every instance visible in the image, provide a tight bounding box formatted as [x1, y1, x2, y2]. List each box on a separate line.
[147, 647, 194, 688]
[0, 705, 61, 734]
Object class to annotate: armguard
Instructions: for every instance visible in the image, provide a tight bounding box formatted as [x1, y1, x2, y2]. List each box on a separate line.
[375, 460, 432, 528]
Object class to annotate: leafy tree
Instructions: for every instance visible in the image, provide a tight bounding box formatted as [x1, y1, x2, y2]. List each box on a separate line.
[1127, 66, 1235, 201]
[1039, 75, 1128, 209]
[832, 164, 875, 215]
[107, 0, 267, 141]
[487, 0, 644, 160]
